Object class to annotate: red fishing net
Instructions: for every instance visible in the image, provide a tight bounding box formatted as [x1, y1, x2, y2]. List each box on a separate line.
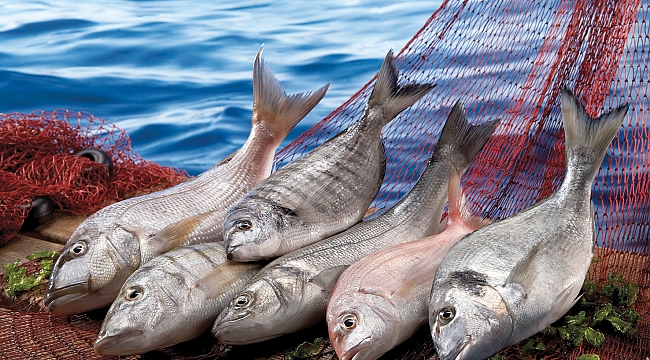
[1, 0, 650, 358]
[0, 110, 189, 245]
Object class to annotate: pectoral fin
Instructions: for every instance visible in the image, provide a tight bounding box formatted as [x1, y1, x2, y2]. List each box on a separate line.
[196, 261, 263, 299]
[145, 212, 220, 261]
[288, 177, 338, 221]
[393, 275, 423, 300]
[309, 265, 349, 289]
[505, 243, 542, 300]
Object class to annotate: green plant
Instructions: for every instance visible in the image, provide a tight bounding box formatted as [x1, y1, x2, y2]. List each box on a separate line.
[284, 337, 325, 360]
[2, 250, 59, 298]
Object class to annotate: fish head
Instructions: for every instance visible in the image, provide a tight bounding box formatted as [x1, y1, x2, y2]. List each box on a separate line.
[45, 217, 141, 314]
[429, 281, 513, 360]
[327, 290, 400, 360]
[224, 203, 297, 261]
[212, 266, 306, 344]
[94, 267, 192, 355]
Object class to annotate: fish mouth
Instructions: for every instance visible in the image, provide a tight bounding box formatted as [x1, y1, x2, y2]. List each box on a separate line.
[340, 336, 371, 360]
[44, 283, 88, 310]
[94, 329, 145, 355]
[225, 245, 238, 260]
[440, 335, 471, 360]
[213, 314, 282, 345]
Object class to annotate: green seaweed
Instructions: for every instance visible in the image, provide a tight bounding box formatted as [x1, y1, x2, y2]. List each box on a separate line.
[487, 355, 507, 360]
[601, 272, 639, 308]
[284, 337, 325, 360]
[576, 355, 600, 360]
[520, 338, 546, 354]
[2, 250, 60, 298]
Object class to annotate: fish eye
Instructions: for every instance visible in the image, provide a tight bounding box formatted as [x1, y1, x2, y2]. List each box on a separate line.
[70, 241, 87, 257]
[125, 286, 144, 301]
[234, 293, 251, 307]
[235, 219, 252, 231]
[341, 314, 357, 330]
[438, 307, 456, 325]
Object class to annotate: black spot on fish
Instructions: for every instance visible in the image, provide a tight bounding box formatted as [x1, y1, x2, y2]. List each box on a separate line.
[269, 204, 296, 216]
[450, 270, 489, 295]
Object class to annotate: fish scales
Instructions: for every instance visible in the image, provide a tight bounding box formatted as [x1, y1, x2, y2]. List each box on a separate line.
[94, 242, 261, 355]
[223, 50, 436, 262]
[212, 93, 500, 345]
[428, 88, 629, 360]
[245, 136, 378, 216]
[45, 46, 329, 314]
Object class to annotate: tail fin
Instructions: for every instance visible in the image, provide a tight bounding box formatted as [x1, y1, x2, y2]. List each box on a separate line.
[561, 87, 628, 182]
[368, 50, 436, 126]
[447, 167, 491, 231]
[253, 46, 330, 138]
[434, 100, 500, 175]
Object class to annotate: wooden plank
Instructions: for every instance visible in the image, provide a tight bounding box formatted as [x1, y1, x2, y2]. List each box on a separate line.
[0, 234, 64, 266]
[31, 213, 86, 244]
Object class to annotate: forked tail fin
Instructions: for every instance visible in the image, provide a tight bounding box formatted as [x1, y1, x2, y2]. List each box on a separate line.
[433, 100, 500, 176]
[561, 87, 628, 184]
[367, 49, 436, 126]
[253, 46, 330, 140]
[447, 167, 491, 231]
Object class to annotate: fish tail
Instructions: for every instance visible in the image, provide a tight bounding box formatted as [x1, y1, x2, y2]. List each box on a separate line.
[434, 100, 500, 175]
[368, 49, 435, 126]
[253, 46, 330, 138]
[561, 87, 628, 181]
[447, 167, 491, 230]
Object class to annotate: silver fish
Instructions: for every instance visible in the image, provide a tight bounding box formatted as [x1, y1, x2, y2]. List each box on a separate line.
[94, 243, 261, 355]
[212, 99, 500, 345]
[327, 169, 490, 360]
[45, 47, 329, 314]
[428, 88, 628, 360]
[223, 50, 435, 262]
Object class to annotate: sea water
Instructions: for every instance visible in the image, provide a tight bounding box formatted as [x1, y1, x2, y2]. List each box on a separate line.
[0, 1, 439, 175]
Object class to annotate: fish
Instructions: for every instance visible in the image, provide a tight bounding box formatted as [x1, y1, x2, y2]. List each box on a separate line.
[327, 168, 490, 360]
[94, 243, 261, 355]
[428, 88, 629, 360]
[222, 49, 435, 262]
[44, 46, 329, 314]
[211, 99, 500, 345]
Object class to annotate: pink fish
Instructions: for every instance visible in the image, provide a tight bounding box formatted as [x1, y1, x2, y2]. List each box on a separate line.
[327, 169, 490, 360]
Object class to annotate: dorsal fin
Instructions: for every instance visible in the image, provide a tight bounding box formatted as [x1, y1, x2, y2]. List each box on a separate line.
[446, 167, 491, 230]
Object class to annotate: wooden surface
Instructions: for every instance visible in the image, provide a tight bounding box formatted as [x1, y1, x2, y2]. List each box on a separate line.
[0, 212, 84, 266]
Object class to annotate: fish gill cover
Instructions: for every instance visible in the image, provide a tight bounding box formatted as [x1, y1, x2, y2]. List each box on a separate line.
[0, 0, 649, 359]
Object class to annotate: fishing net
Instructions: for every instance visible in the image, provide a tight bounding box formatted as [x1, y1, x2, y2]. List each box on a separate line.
[1, 0, 650, 358]
[0, 110, 189, 245]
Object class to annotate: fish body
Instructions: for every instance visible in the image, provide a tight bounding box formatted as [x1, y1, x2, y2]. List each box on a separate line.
[93, 242, 261, 356]
[223, 50, 435, 262]
[428, 88, 629, 360]
[212, 96, 500, 344]
[45, 47, 329, 314]
[327, 169, 489, 360]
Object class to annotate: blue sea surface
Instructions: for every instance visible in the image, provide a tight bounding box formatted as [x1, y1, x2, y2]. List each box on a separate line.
[0, 1, 439, 175]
